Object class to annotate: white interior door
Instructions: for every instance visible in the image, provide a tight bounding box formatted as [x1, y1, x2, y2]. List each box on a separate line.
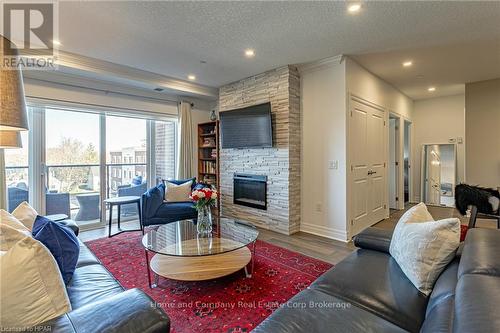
[350, 98, 387, 236]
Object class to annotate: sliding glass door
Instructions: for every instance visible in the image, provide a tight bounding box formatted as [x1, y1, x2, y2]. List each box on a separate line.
[105, 115, 147, 222]
[28, 106, 177, 229]
[2, 102, 178, 230]
[4, 131, 29, 212]
[45, 109, 101, 224]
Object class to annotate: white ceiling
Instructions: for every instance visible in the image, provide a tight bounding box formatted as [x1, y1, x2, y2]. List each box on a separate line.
[57, 1, 500, 100]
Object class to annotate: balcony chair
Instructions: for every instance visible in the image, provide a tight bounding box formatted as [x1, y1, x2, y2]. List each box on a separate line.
[7, 186, 71, 217]
[74, 193, 100, 221]
[117, 181, 148, 216]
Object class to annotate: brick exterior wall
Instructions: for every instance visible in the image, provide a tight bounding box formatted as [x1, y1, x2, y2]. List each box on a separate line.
[218, 66, 300, 235]
[155, 121, 176, 182]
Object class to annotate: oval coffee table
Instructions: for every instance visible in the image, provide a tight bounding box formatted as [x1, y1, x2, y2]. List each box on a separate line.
[142, 217, 258, 287]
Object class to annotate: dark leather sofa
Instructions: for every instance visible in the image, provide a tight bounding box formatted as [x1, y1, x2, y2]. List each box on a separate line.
[25, 222, 170, 332]
[254, 227, 500, 333]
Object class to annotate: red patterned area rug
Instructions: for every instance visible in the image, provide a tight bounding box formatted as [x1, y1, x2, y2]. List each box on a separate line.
[85, 232, 332, 333]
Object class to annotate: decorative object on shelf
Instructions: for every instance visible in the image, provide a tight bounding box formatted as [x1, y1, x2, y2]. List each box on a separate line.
[210, 109, 217, 121]
[190, 187, 218, 235]
[202, 137, 216, 147]
[1, 36, 29, 131]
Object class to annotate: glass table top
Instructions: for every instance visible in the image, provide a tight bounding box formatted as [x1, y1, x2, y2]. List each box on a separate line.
[142, 217, 259, 257]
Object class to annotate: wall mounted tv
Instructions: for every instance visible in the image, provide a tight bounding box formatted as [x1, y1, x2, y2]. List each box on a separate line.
[220, 102, 273, 149]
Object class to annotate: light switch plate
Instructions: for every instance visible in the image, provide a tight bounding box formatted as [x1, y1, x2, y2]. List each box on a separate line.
[329, 160, 339, 170]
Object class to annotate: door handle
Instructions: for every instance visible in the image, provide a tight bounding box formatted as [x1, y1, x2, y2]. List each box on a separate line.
[368, 170, 377, 175]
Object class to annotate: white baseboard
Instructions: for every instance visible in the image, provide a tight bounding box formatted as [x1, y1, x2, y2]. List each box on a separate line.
[300, 222, 348, 242]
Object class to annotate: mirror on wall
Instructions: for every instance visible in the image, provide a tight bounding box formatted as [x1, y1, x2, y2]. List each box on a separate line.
[421, 144, 457, 207]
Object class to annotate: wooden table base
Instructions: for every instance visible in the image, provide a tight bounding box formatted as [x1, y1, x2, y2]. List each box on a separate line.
[149, 246, 252, 282]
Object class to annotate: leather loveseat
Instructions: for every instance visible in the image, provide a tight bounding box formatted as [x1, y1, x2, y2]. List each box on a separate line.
[24, 225, 170, 332]
[254, 227, 500, 333]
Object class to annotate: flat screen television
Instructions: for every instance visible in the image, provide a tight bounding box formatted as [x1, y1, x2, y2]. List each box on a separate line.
[219, 102, 273, 149]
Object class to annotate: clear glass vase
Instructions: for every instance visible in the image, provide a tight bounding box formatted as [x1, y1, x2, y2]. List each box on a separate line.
[197, 205, 213, 235]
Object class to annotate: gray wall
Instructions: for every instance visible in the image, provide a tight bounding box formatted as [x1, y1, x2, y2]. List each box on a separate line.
[465, 78, 500, 188]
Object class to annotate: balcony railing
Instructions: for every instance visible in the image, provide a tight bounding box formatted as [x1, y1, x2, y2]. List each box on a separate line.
[6, 163, 147, 225]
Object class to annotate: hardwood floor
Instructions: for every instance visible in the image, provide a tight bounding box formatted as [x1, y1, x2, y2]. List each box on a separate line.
[79, 204, 471, 265]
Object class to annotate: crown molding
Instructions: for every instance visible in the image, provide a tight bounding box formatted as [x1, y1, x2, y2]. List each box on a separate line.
[22, 70, 215, 111]
[297, 54, 345, 74]
[20, 49, 218, 100]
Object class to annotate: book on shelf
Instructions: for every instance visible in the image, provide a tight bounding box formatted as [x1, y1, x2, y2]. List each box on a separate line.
[201, 161, 216, 174]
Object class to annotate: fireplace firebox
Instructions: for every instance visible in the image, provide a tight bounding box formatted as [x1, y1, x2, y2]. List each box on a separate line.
[233, 174, 267, 210]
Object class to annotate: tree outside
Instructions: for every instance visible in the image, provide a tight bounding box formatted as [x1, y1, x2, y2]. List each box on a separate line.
[46, 137, 99, 194]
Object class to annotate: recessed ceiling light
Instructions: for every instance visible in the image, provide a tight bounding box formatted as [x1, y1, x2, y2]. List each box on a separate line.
[244, 49, 255, 58]
[187, 74, 196, 81]
[402, 61, 412, 67]
[428, 87, 436, 92]
[52, 39, 61, 46]
[348, 3, 362, 13]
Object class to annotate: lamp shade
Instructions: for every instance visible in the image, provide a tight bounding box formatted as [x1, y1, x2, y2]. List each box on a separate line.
[1, 35, 29, 131]
[0, 130, 22, 148]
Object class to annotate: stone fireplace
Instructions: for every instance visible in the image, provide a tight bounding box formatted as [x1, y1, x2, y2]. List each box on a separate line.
[233, 174, 267, 210]
[218, 66, 300, 235]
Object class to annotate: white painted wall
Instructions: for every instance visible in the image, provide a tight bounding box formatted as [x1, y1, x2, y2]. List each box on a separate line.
[413, 94, 465, 201]
[300, 58, 348, 241]
[300, 56, 413, 241]
[345, 58, 413, 120]
[465, 78, 500, 188]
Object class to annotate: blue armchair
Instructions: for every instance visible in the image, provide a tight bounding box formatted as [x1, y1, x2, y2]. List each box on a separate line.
[7, 187, 70, 216]
[141, 180, 197, 227]
[117, 182, 148, 216]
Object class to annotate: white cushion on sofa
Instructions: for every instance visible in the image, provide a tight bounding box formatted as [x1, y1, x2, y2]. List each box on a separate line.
[389, 203, 460, 296]
[12, 201, 38, 230]
[0, 224, 71, 329]
[0, 209, 30, 232]
[164, 180, 193, 202]
[0, 220, 31, 251]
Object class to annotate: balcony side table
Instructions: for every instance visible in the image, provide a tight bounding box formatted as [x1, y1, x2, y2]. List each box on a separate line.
[104, 196, 143, 238]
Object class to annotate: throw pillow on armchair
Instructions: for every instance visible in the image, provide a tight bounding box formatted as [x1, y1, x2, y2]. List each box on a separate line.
[164, 179, 193, 202]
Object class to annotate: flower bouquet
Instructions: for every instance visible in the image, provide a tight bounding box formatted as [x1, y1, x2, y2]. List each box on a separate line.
[190, 187, 218, 234]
